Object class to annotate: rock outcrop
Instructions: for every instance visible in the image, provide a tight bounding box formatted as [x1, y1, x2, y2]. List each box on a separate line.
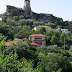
[6, 0, 63, 24]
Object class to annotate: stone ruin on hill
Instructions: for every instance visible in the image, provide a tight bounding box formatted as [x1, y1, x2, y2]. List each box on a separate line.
[6, 0, 63, 24]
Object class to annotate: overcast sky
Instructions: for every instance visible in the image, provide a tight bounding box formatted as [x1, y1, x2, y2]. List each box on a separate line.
[0, 0, 72, 21]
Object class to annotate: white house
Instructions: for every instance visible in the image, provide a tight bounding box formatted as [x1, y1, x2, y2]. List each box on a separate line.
[61, 29, 69, 35]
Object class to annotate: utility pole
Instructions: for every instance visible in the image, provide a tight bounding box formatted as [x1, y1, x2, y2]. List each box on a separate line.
[64, 36, 65, 50]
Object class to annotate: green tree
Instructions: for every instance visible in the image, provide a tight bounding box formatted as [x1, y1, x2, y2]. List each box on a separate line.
[45, 30, 54, 45]
[0, 33, 6, 41]
[18, 19, 33, 27]
[39, 27, 46, 34]
[6, 19, 16, 26]
[60, 33, 68, 45]
[0, 24, 8, 35]
[6, 41, 35, 59]
[50, 35, 58, 44]
[0, 53, 19, 72]
[19, 15, 24, 20]
[13, 16, 19, 21]
[33, 22, 45, 27]
[38, 53, 72, 72]
[46, 22, 56, 29]
[2, 16, 7, 22]
[37, 46, 70, 57]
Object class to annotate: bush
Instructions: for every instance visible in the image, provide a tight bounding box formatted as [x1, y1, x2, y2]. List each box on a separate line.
[13, 16, 19, 21]
[19, 15, 24, 20]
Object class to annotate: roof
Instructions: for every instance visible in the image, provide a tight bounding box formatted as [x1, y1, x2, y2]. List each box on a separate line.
[29, 43, 38, 46]
[14, 38, 23, 41]
[29, 34, 46, 37]
[22, 38, 28, 40]
[14, 38, 28, 41]
[5, 41, 16, 46]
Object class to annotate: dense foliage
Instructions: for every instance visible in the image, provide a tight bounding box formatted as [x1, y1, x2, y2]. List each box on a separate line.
[0, 12, 72, 72]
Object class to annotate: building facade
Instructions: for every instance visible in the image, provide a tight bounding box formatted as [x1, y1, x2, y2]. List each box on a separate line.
[61, 29, 69, 34]
[29, 34, 46, 47]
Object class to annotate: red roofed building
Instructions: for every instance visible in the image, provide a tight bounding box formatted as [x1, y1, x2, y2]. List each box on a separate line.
[14, 38, 28, 41]
[29, 34, 46, 47]
[5, 38, 28, 47]
[5, 41, 17, 46]
[29, 43, 38, 48]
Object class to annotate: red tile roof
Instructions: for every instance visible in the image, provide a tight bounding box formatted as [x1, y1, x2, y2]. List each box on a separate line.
[14, 38, 23, 41]
[29, 34, 46, 37]
[5, 41, 17, 46]
[22, 38, 28, 40]
[29, 43, 38, 46]
[14, 38, 28, 41]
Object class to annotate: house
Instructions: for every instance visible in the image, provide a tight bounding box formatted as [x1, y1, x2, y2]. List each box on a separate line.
[29, 34, 46, 47]
[5, 38, 28, 46]
[5, 40, 38, 48]
[29, 43, 38, 48]
[61, 29, 69, 35]
[5, 34, 46, 48]
[14, 38, 28, 41]
[5, 41, 17, 46]
[34, 26, 51, 32]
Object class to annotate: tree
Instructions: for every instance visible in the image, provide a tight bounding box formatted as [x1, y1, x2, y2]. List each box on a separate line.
[69, 45, 72, 59]
[33, 22, 45, 27]
[60, 33, 68, 45]
[0, 33, 6, 41]
[6, 19, 16, 26]
[19, 15, 24, 20]
[6, 41, 29, 57]
[13, 16, 19, 21]
[0, 24, 8, 35]
[14, 26, 31, 38]
[0, 53, 19, 72]
[45, 30, 55, 45]
[7, 29, 14, 40]
[46, 22, 56, 29]
[39, 27, 46, 34]
[37, 46, 70, 57]
[18, 19, 33, 27]
[2, 16, 7, 22]
[50, 35, 58, 44]
[6, 41, 35, 59]
[38, 53, 72, 72]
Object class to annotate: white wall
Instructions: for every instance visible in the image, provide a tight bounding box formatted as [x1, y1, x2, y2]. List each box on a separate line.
[61, 29, 68, 34]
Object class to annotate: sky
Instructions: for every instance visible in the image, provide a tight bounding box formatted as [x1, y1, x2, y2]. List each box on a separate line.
[0, 0, 72, 21]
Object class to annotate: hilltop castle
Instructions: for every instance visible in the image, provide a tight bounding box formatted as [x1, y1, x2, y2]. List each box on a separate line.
[6, 0, 63, 23]
[7, 0, 32, 19]
[23, 0, 31, 12]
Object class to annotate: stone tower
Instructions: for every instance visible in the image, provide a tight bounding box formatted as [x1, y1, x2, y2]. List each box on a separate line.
[24, 0, 31, 12]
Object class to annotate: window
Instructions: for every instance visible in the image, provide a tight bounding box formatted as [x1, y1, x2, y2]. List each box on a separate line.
[34, 37, 42, 40]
